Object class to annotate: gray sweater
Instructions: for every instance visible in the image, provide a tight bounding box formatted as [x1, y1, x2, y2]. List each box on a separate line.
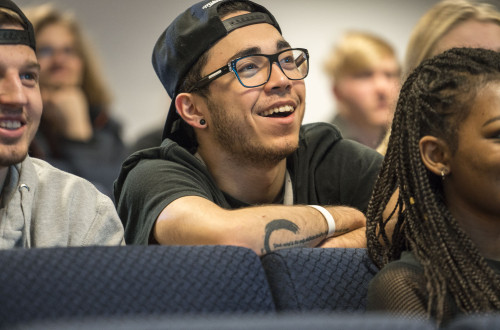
[0, 156, 124, 248]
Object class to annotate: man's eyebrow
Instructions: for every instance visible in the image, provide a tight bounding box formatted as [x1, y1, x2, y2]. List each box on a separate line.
[483, 115, 500, 127]
[277, 39, 291, 50]
[229, 47, 261, 61]
[23, 61, 40, 71]
[227, 40, 292, 62]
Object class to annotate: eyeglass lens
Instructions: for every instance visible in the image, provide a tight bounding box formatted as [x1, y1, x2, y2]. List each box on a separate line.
[234, 49, 308, 88]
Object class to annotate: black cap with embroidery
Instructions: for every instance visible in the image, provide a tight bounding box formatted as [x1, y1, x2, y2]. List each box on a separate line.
[152, 0, 281, 146]
[0, 0, 36, 52]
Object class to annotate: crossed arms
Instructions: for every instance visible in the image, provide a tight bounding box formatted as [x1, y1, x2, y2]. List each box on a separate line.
[153, 196, 367, 256]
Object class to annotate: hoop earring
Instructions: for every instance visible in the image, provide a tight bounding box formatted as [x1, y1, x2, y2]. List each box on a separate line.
[199, 119, 206, 125]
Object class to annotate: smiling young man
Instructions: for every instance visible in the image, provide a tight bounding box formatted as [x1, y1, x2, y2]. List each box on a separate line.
[114, 0, 383, 255]
[0, 0, 124, 248]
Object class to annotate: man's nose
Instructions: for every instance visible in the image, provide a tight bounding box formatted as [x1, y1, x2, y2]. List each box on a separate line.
[266, 62, 292, 90]
[0, 73, 28, 107]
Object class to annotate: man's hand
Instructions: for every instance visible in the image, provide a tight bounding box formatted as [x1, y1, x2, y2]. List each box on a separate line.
[315, 206, 367, 248]
[317, 227, 366, 248]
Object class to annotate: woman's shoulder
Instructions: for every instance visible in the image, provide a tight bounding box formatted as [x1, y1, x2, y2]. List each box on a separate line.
[376, 252, 424, 279]
[367, 252, 428, 315]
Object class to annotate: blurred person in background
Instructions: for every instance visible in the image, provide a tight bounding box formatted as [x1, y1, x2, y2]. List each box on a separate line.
[377, 0, 500, 155]
[404, 0, 500, 78]
[324, 31, 400, 151]
[24, 4, 128, 198]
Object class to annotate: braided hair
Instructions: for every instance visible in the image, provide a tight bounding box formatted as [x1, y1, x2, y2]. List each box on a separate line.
[366, 47, 500, 323]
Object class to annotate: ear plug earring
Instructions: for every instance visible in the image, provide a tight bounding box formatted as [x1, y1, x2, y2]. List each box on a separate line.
[200, 119, 206, 125]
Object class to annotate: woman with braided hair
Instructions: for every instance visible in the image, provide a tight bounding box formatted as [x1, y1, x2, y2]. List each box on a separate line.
[366, 47, 500, 326]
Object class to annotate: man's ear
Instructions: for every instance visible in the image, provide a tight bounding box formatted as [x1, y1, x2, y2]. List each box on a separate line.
[419, 135, 451, 176]
[175, 93, 206, 129]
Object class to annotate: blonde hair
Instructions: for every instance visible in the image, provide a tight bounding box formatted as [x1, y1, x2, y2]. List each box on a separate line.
[404, 0, 500, 77]
[324, 31, 398, 82]
[24, 4, 112, 113]
[0, 8, 23, 27]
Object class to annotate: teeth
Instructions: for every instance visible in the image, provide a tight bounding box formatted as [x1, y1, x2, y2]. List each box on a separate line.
[260, 105, 295, 117]
[0, 120, 21, 130]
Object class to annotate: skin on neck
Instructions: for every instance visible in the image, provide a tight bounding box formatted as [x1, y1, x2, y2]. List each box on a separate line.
[197, 143, 288, 205]
[336, 107, 386, 148]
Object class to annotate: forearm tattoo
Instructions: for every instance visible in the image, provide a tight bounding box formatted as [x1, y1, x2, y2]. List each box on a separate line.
[334, 228, 349, 235]
[262, 219, 326, 254]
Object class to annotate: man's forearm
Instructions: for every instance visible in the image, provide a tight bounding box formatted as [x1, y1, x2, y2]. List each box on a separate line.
[154, 197, 366, 255]
[225, 204, 366, 254]
[259, 217, 327, 254]
[325, 205, 366, 236]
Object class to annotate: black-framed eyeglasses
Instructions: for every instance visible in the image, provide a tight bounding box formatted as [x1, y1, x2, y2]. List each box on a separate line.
[188, 48, 309, 92]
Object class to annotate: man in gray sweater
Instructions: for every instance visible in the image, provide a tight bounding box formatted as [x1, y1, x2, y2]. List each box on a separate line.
[0, 0, 124, 248]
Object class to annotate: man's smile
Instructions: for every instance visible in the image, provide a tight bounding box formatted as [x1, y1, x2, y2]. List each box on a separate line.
[259, 104, 295, 118]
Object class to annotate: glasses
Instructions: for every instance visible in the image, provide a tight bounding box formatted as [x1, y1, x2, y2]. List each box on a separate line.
[37, 46, 80, 59]
[188, 48, 309, 92]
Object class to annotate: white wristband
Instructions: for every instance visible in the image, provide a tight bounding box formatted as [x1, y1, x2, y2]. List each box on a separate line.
[309, 205, 335, 237]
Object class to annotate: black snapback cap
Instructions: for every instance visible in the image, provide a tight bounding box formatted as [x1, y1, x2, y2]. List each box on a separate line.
[152, 0, 281, 144]
[0, 0, 36, 51]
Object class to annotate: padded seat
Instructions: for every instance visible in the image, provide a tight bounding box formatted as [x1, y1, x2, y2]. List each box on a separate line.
[0, 245, 275, 327]
[261, 248, 378, 312]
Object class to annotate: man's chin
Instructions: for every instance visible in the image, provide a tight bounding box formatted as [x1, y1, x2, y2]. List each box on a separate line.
[245, 142, 298, 167]
[0, 149, 28, 167]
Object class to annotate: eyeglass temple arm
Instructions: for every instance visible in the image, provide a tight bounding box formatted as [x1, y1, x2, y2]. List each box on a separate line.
[295, 53, 307, 67]
[188, 65, 231, 92]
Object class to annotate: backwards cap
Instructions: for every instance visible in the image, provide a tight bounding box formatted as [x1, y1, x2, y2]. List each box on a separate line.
[152, 0, 281, 145]
[0, 0, 36, 51]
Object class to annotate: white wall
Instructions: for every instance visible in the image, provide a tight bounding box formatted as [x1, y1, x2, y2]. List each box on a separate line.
[15, 0, 500, 145]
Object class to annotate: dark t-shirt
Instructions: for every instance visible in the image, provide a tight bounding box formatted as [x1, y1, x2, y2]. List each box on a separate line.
[114, 123, 383, 244]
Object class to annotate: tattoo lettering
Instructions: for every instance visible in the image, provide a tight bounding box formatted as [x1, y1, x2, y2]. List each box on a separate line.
[272, 231, 327, 250]
[334, 228, 349, 235]
[263, 219, 299, 254]
[262, 219, 328, 254]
